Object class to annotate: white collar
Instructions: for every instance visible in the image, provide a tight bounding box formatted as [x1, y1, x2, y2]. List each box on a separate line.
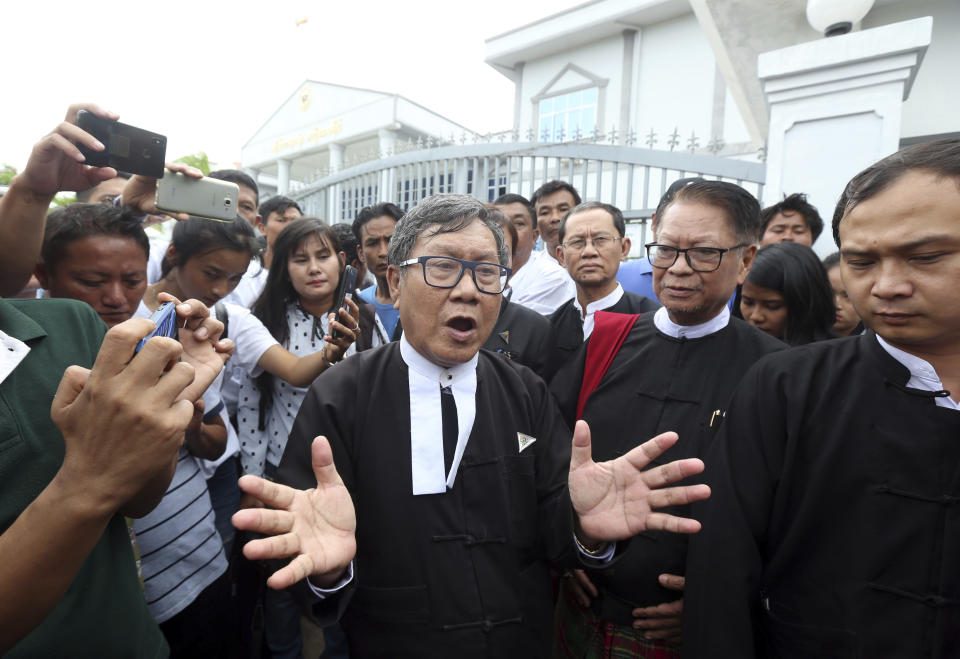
[575, 283, 624, 340]
[400, 334, 478, 387]
[875, 334, 960, 409]
[573, 283, 624, 319]
[399, 335, 478, 494]
[653, 305, 730, 339]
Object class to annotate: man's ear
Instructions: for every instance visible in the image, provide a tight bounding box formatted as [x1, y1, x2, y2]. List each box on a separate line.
[356, 243, 366, 264]
[34, 261, 50, 289]
[254, 215, 268, 237]
[737, 244, 758, 285]
[620, 236, 632, 262]
[165, 243, 179, 268]
[387, 264, 401, 306]
[556, 244, 566, 267]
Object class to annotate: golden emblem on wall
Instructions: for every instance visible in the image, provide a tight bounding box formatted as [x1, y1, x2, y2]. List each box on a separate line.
[298, 87, 312, 112]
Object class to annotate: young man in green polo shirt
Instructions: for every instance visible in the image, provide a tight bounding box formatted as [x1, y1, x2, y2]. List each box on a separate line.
[0, 104, 232, 656]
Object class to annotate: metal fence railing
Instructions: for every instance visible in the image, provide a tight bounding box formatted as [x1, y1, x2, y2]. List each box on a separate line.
[290, 141, 766, 258]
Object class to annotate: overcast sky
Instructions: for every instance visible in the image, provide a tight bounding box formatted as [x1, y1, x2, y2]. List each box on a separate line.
[2, 0, 586, 172]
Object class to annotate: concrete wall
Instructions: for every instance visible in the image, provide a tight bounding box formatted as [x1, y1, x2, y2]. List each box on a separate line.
[635, 14, 717, 144]
[863, 0, 960, 140]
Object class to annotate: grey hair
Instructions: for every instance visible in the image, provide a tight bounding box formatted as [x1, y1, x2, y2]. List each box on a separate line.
[387, 194, 509, 267]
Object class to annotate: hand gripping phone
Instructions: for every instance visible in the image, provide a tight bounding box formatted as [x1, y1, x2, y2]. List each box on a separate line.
[156, 172, 239, 222]
[330, 265, 358, 340]
[135, 302, 180, 353]
[76, 110, 167, 178]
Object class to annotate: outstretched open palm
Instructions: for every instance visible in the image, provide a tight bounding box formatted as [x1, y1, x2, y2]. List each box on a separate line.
[568, 420, 710, 544]
[233, 436, 357, 590]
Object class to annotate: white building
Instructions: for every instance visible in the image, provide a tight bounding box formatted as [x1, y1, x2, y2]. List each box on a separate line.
[273, 1, 957, 255]
[485, 0, 958, 153]
[485, 0, 758, 158]
[484, 0, 960, 253]
[241, 80, 476, 196]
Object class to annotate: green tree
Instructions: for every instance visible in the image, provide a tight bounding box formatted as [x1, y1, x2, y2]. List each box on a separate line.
[51, 193, 76, 208]
[0, 164, 17, 186]
[175, 152, 211, 175]
[0, 165, 71, 207]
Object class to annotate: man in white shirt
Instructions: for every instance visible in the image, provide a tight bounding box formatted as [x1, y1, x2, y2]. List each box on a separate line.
[532, 180, 581, 263]
[494, 192, 574, 315]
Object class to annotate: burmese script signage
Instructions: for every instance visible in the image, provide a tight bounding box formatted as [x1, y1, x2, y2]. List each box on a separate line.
[272, 118, 344, 154]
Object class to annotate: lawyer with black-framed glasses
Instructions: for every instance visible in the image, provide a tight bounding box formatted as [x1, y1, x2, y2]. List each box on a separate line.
[398, 255, 512, 294]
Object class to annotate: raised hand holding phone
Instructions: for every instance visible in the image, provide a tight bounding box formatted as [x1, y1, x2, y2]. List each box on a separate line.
[75, 111, 167, 178]
[155, 173, 239, 222]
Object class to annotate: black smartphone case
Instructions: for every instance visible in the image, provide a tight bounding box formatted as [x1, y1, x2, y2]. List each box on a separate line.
[76, 111, 167, 178]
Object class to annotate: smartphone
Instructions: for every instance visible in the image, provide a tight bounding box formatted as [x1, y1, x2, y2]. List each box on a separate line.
[136, 302, 180, 353]
[156, 172, 239, 222]
[76, 110, 167, 178]
[330, 265, 358, 340]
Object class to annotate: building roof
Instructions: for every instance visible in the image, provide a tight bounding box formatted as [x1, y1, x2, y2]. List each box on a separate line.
[484, 0, 689, 76]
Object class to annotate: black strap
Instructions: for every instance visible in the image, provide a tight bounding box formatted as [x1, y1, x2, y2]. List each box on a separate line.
[441, 385, 458, 477]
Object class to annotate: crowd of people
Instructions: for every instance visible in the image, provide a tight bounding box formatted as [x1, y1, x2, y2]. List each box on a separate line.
[1, 103, 958, 659]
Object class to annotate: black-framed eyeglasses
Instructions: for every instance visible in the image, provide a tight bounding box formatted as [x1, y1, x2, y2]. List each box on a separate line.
[645, 242, 749, 273]
[560, 235, 621, 251]
[399, 256, 511, 294]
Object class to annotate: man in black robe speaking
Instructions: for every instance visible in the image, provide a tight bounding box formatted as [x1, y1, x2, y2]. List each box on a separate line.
[550, 180, 784, 657]
[232, 194, 711, 658]
[683, 140, 960, 657]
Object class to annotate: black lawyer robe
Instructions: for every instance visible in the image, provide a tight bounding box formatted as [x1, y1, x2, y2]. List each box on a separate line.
[482, 295, 556, 382]
[547, 291, 660, 379]
[550, 313, 784, 615]
[277, 342, 585, 659]
[683, 332, 960, 659]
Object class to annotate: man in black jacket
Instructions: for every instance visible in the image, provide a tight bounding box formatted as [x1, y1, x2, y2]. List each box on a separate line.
[233, 194, 712, 659]
[683, 139, 960, 658]
[548, 201, 659, 370]
[550, 181, 782, 657]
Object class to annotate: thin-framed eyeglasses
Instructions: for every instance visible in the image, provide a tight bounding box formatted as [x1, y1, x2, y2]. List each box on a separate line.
[645, 242, 749, 273]
[561, 235, 621, 251]
[398, 255, 512, 294]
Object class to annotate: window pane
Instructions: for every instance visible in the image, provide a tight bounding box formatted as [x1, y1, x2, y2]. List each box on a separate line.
[540, 97, 553, 114]
[553, 93, 567, 112]
[553, 114, 565, 140]
[569, 89, 582, 108]
[582, 107, 596, 133]
[568, 109, 581, 135]
[584, 87, 598, 105]
[539, 116, 550, 140]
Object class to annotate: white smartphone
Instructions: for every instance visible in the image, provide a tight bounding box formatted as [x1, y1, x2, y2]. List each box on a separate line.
[155, 172, 239, 222]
